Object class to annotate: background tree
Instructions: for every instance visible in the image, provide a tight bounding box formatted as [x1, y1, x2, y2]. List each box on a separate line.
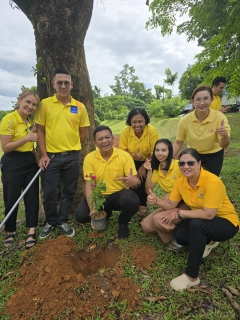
[154, 85, 172, 101]
[178, 64, 203, 100]
[11, 0, 95, 207]
[146, 0, 240, 96]
[110, 64, 154, 103]
[163, 68, 178, 94]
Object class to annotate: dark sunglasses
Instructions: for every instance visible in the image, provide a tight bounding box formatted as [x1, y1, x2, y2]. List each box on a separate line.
[179, 161, 198, 167]
[56, 81, 71, 87]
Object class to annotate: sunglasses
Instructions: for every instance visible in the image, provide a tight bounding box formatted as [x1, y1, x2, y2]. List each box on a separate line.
[56, 81, 71, 87]
[179, 161, 198, 167]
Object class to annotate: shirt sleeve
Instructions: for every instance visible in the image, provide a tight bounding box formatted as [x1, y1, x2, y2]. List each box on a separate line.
[0, 116, 14, 135]
[119, 127, 129, 151]
[33, 101, 46, 125]
[83, 154, 94, 180]
[78, 103, 90, 128]
[202, 180, 225, 208]
[168, 179, 183, 202]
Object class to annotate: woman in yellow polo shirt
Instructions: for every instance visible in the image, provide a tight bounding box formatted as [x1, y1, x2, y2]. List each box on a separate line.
[173, 86, 230, 176]
[141, 138, 188, 249]
[147, 148, 239, 291]
[119, 107, 159, 215]
[0, 90, 40, 249]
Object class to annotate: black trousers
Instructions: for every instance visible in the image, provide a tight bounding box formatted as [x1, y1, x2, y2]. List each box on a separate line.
[132, 160, 147, 206]
[75, 189, 139, 224]
[199, 149, 224, 176]
[174, 217, 239, 278]
[1, 151, 39, 232]
[41, 151, 80, 226]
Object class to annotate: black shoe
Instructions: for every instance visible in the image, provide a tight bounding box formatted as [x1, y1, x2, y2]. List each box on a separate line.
[58, 223, 75, 237]
[39, 223, 54, 239]
[118, 223, 129, 239]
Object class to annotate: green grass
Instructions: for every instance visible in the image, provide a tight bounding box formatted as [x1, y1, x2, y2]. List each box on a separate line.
[0, 113, 240, 319]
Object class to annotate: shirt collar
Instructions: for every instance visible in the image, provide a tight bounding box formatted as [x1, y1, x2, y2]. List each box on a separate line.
[53, 94, 74, 106]
[192, 108, 214, 123]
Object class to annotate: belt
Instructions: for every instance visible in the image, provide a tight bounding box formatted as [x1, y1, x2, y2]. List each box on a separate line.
[53, 151, 78, 155]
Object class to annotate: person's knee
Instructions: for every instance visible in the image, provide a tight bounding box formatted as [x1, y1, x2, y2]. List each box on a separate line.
[122, 190, 139, 211]
[75, 200, 90, 223]
[141, 218, 151, 233]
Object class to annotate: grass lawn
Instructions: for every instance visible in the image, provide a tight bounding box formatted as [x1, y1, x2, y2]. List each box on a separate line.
[0, 113, 240, 319]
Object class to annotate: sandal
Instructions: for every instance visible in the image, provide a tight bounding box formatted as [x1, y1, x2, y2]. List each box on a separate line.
[25, 233, 36, 250]
[4, 233, 16, 247]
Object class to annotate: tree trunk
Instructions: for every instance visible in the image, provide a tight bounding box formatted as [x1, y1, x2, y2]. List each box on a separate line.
[13, 0, 95, 209]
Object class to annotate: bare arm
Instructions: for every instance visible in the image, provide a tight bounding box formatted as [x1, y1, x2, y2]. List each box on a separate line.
[178, 207, 217, 220]
[79, 127, 89, 143]
[144, 159, 156, 193]
[37, 124, 50, 170]
[173, 140, 184, 158]
[1, 132, 37, 153]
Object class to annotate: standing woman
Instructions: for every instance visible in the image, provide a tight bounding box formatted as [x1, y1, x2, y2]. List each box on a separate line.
[147, 148, 239, 291]
[0, 90, 40, 249]
[173, 86, 230, 176]
[141, 138, 188, 249]
[119, 108, 160, 215]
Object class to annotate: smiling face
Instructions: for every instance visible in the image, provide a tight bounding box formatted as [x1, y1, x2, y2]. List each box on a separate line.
[179, 153, 201, 179]
[192, 90, 213, 114]
[212, 82, 226, 96]
[18, 94, 39, 117]
[52, 73, 73, 101]
[95, 129, 114, 154]
[130, 114, 146, 136]
[155, 142, 169, 164]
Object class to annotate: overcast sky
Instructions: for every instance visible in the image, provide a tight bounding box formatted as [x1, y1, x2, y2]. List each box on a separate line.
[0, 0, 202, 110]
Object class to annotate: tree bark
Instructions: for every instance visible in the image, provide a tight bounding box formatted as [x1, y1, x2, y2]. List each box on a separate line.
[13, 0, 95, 209]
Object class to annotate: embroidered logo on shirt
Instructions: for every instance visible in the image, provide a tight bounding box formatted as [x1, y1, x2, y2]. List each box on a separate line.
[173, 175, 177, 180]
[208, 128, 214, 133]
[198, 192, 204, 199]
[70, 106, 78, 114]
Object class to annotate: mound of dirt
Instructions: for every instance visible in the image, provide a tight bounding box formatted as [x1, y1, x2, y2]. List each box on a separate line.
[4, 235, 157, 319]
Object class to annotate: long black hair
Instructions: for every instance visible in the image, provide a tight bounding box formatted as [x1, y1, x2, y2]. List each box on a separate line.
[151, 138, 173, 171]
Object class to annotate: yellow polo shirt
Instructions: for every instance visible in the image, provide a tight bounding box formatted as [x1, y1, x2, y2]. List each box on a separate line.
[210, 95, 222, 111]
[176, 108, 230, 154]
[119, 124, 160, 161]
[83, 148, 137, 195]
[151, 159, 182, 193]
[0, 110, 35, 152]
[169, 168, 239, 227]
[34, 95, 90, 152]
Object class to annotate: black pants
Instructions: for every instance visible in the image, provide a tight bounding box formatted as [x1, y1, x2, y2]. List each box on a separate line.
[75, 189, 139, 224]
[41, 151, 80, 226]
[1, 151, 39, 232]
[132, 160, 147, 206]
[174, 217, 239, 278]
[199, 149, 224, 176]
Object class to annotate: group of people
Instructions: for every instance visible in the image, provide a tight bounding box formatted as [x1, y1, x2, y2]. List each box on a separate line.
[0, 69, 239, 291]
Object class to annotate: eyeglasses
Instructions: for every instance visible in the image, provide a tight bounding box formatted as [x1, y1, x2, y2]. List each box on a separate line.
[194, 97, 211, 104]
[56, 81, 71, 87]
[179, 161, 198, 167]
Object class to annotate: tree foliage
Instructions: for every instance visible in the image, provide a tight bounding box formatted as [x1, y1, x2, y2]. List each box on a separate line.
[147, 0, 240, 96]
[178, 64, 203, 100]
[109, 64, 154, 103]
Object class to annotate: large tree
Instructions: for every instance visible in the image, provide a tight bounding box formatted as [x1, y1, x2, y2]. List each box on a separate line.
[11, 0, 95, 207]
[178, 64, 203, 100]
[147, 0, 240, 96]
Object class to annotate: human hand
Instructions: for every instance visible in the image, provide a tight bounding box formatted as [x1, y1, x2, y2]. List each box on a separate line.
[133, 148, 143, 161]
[220, 106, 231, 113]
[143, 158, 152, 171]
[38, 155, 50, 171]
[117, 168, 137, 188]
[217, 119, 228, 137]
[147, 189, 158, 205]
[138, 165, 147, 181]
[161, 209, 177, 225]
[27, 131, 38, 142]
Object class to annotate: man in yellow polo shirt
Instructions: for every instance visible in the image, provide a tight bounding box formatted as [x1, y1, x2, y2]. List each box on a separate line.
[210, 77, 230, 113]
[34, 67, 90, 239]
[75, 125, 140, 239]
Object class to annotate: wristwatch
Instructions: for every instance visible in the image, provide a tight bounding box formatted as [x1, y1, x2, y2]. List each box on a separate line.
[133, 180, 141, 189]
[175, 209, 183, 220]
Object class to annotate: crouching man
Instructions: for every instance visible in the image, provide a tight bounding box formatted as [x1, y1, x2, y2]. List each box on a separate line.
[75, 125, 140, 238]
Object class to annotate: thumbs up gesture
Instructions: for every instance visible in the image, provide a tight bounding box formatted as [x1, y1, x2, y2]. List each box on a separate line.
[147, 189, 158, 205]
[133, 148, 143, 161]
[217, 119, 228, 137]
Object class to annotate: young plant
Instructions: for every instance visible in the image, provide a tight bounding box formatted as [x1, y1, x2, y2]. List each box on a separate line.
[87, 174, 106, 215]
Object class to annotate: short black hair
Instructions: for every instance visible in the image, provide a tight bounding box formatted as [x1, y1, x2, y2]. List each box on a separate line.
[93, 125, 113, 140]
[211, 77, 226, 87]
[151, 139, 173, 171]
[52, 67, 71, 78]
[179, 148, 201, 163]
[126, 107, 150, 125]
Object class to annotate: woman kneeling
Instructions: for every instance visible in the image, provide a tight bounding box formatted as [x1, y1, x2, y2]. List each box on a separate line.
[147, 148, 239, 291]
